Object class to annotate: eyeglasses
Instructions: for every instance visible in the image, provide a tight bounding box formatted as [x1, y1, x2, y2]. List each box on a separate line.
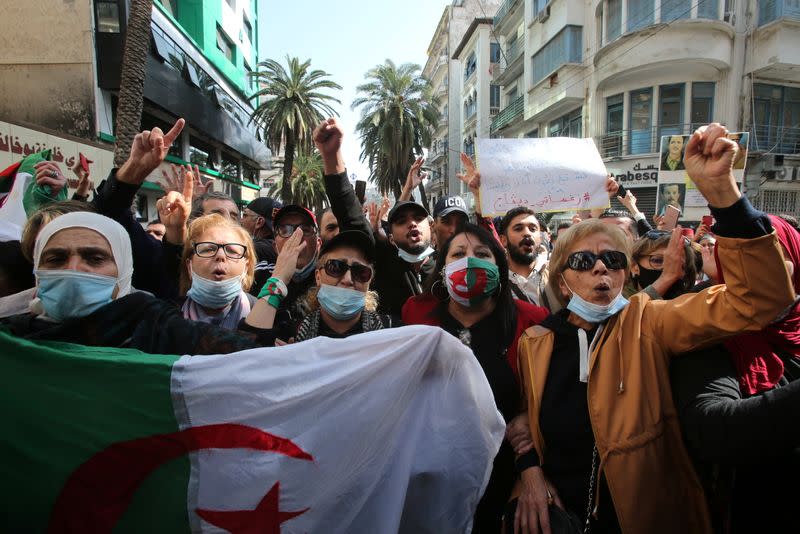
[565, 250, 628, 271]
[320, 259, 374, 284]
[277, 223, 316, 238]
[641, 254, 664, 269]
[193, 242, 247, 259]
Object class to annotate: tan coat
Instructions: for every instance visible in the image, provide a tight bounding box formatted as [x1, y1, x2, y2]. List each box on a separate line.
[517, 232, 796, 534]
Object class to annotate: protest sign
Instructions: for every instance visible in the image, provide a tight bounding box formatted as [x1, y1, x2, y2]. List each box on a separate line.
[656, 132, 749, 221]
[476, 138, 609, 216]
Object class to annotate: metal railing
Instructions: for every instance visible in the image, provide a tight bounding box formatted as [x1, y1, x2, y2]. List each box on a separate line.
[505, 39, 524, 66]
[490, 96, 525, 134]
[494, 0, 521, 27]
[594, 123, 698, 158]
[750, 124, 800, 154]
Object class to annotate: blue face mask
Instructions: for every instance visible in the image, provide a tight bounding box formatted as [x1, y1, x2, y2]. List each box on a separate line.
[187, 271, 242, 309]
[35, 269, 117, 321]
[317, 284, 366, 320]
[397, 246, 435, 264]
[293, 252, 318, 283]
[561, 275, 629, 323]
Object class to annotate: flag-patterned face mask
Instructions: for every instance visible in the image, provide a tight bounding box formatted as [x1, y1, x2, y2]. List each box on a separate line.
[444, 256, 500, 307]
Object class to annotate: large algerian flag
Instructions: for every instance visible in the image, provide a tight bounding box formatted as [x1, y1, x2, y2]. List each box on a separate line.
[0, 149, 68, 241]
[0, 325, 504, 533]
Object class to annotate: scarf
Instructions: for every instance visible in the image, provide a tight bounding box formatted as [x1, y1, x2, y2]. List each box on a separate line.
[181, 290, 251, 331]
[295, 309, 385, 342]
[716, 215, 800, 394]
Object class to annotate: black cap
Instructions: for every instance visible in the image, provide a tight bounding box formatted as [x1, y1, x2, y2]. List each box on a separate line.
[319, 230, 375, 263]
[273, 204, 318, 228]
[433, 195, 468, 219]
[387, 201, 429, 225]
[246, 197, 283, 233]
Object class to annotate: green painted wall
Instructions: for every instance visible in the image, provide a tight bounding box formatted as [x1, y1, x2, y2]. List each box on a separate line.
[154, 0, 257, 98]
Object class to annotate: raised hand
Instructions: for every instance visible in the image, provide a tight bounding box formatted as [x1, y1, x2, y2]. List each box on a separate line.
[379, 195, 390, 221]
[618, 189, 639, 216]
[701, 245, 719, 282]
[405, 157, 427, 190]
[605, 174, 620, 197]
[313, 118, 345, 174]
[156, 168, 193, 244]
[367, 201, 380, 232]
[33, 161, 67, 196]
[456, 152, 481, 193]
[650, 227, 686, 296]
[118, 118, 185, 185]
[684, 123, 741, 208]
[158, 163, 211, 199]
[272, 228, 307, 284]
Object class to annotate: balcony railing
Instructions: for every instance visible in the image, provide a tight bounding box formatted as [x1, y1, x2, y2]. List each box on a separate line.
[505, 39, 523, 66]
[490, 96, 525, 134]
[493, 0, 521, 27]
[750, 124, 800, 155]
[759, 0, 800, 26]
[595, 123, 697, 158]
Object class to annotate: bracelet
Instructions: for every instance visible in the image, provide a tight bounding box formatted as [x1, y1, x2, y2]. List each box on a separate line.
[259, 277, 288, 309]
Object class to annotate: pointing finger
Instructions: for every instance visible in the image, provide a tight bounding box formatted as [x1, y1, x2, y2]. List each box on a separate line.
[163, 118, 186, 146]
[182, 169, 194, 200]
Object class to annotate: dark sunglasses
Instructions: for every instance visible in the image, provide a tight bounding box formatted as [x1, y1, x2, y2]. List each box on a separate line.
[566, 250, 628, 271]
[321, 259, 374, 283]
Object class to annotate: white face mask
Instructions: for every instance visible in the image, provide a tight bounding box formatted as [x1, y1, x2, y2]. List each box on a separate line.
[397, 246, 435, 264]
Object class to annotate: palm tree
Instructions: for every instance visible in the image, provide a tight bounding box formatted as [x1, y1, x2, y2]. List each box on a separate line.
[113, 0, 153, 167]
[249, 56, 341, 203]
[352, 60, 440, 200]
[265, 151, 327, 213]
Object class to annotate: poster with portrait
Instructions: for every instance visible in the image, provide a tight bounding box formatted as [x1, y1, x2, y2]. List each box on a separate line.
[656, 132, 749, 222]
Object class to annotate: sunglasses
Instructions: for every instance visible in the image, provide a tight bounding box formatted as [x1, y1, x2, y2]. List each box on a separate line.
[566, 250, 628, 271]
[321, 259, 374, 284]
[277, 223, 316, 238]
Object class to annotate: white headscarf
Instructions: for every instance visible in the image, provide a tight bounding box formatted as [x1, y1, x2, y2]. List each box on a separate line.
[32, 212, 134, 297]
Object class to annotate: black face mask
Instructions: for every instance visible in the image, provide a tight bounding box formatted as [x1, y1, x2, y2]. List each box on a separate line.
[634, 266, 686, 300]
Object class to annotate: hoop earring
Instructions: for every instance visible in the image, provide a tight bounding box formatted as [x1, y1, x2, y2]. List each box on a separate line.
[431, 279, 449, 302]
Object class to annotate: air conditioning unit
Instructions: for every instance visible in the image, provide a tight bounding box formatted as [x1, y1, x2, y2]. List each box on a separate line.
[538, 5, 551, 24]
[774, 166, 798, 181]
[763, 154, 785, 171]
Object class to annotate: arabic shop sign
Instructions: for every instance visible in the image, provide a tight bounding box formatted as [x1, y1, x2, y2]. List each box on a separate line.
[607, 160, 659, 186]
[0, 120, 114, 186]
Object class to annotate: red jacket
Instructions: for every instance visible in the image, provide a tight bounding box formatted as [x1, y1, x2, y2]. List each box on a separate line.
[401, 294, 549, 376]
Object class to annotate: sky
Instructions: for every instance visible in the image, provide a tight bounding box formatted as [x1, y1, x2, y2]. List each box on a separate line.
[257, 0, 453, 185]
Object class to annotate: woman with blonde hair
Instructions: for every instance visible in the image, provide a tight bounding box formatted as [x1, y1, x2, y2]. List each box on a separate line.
[509, 124, 796, 534]
[178, 213, 256, 330]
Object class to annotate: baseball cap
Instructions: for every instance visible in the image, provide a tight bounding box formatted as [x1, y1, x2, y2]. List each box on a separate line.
[319, 230, 375, 263]
[273, 204, 317, 228]
[246, 197, 283, 233]
[387, 201, 429, 225]
[433, 195, 468, 219]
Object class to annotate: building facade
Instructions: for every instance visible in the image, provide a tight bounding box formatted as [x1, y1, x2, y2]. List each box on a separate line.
[422, 0, 501, 210]
[1, 0, 268, 223]
[440, 0, 800, 222]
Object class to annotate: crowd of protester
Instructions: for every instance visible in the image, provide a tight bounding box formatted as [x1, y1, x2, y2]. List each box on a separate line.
[1, 117, 798, 534]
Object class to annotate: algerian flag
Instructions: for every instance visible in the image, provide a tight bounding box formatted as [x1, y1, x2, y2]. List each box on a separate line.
[0, 149, 68, 241]
[0, 325, 504, 533]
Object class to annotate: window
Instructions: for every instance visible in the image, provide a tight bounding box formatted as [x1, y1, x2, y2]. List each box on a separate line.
[490, 85, 501, 109]
[216, 26, 235, 63]
[507, 86, 518, 104]
[753, 83, 800, 153]
[629, 88, 653, 154]
[96, 0, 120, 33]
[141, 113, 182, 157]
[464, 52, 477, 81]
[758, 1, 800, 26]
[221, 152, 239, 178]
[464, 137, 475, 158]
[606, 0, 622, 41]
[190, 136, 217, 169]
[691, 82, 715, 130]
[604, 94, 624, 157]
[697, 0, 719, 19]
[627, 0, 654, 32]
[549, 108, 583, 138]
[243, 16, 253, 43]
[531, 26, 582, 85]
[661, 0, 691, 22]
[490, 42, 501, 64]
[658, 83, 684, 137]
[243, 163, 259, 184]
[525, 129, 539, 138]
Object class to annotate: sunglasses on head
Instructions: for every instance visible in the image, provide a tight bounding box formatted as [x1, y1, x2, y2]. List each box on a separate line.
[321, 259, 374, 284]
[566, 250, 628, 271]
[644, 229, 691, 246]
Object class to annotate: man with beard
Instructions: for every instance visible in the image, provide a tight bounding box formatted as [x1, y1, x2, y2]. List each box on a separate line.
[497, 206, 546, 306]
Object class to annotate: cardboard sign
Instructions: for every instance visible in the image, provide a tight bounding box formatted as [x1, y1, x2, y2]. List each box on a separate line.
[476, 138, 609, 216]
[656, 132, 749, 221]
